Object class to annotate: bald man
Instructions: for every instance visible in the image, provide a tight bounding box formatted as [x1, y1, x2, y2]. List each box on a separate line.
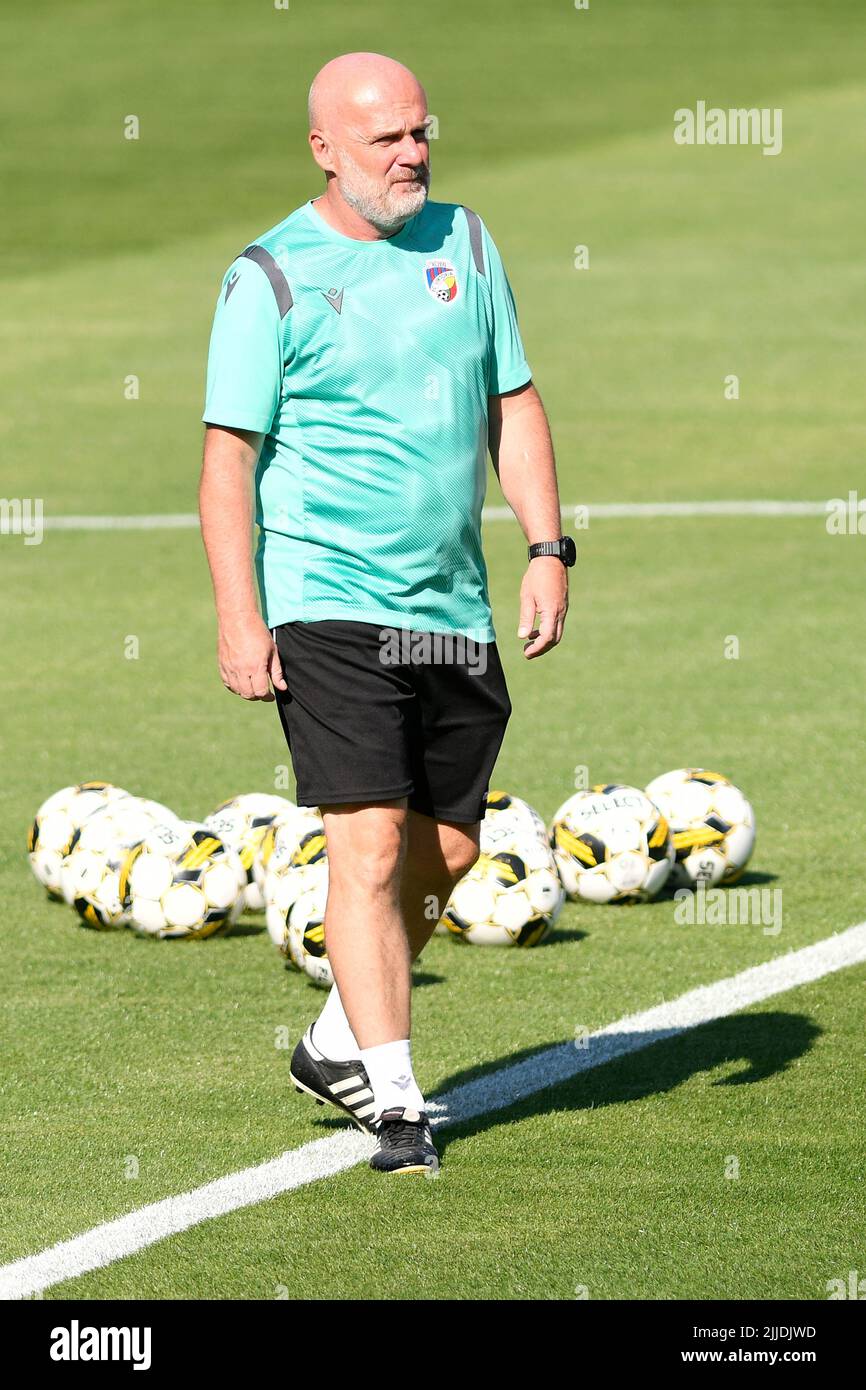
[199, 52, 571, 1175]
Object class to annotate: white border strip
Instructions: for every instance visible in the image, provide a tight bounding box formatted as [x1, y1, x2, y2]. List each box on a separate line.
[485, 500, 827, 520]
[44, 514, 202, 531]
[567, 500, 826, 519]
[40, 501, 828, 532]
[2, 921, 865, 1300]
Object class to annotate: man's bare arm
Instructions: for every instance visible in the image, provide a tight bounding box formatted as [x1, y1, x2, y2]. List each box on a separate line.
[488, 382, 568, 658]
[199, 424, 287, 701]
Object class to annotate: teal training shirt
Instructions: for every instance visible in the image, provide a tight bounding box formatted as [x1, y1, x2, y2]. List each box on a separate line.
[202, 198, 531, 642]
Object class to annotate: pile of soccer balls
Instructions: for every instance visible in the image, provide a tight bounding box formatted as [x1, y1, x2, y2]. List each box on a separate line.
[260, 805, 331, 986]
[28, 783, 294, 942]
[549, 770, 755, 902]
[439, 769, 754, 943]
[28, 767, 755, 974]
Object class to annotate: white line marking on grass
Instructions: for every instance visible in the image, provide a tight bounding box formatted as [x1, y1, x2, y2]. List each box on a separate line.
[3, 921, 865, 1299]
[0, 1130, 373, 1302]
[485, 500, 828, 520]
[430, 922, 866, 1128]
[42, 501, 827, 532]
[581, 500, 826, 519]
[44, 514, 202, 531]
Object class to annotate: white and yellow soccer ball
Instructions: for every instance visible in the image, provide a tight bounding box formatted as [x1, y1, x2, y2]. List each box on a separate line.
[257, 805, 321, 894]
[28, 782, 130, 899]
[260, 805, 331, 986]
[262, 807, 326, 947]
[550, 784, 674, 903]
[120, 821, 246, 939]
[60, 797, 180, 926]
[204, 793, 297, 912]
[442, 833, 564, 947]
[430, 789, 548, 936]
[480, 789, 548, 851]
[286, 869, 333, 987]
[645, 768, 756, 888]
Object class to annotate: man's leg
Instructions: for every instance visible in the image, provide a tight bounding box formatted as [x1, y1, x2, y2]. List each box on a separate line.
[312, 802, 479, 1173]
[312, 808, 479, 1062]
[320, 799, 411, 1050]
[401, 809, 480, 958]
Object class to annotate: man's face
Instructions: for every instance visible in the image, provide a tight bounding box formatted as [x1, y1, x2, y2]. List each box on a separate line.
[329, 94, 431, 233]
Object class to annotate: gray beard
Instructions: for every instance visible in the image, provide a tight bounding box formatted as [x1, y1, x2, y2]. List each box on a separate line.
[336, 156, 430, 233]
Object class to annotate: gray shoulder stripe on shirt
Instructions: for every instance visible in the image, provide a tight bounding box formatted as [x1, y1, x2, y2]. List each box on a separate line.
[462, 206, 485, 276]
[240, 244, 294, 316]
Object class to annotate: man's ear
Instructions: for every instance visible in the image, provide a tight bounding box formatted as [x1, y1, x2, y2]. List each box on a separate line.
[309, 130, 335, 175]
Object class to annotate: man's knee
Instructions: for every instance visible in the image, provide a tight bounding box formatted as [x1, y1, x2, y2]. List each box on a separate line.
[443, 830, 479, 884]
[407, 818, 479, 887]
[324, 804, 407, 896]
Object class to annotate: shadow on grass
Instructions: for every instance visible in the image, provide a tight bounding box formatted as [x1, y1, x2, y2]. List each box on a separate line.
[410, 970, 446, 988]
[304, 1011, 819, 1144]
[654, 868, 780, 900]
[545, 926, 589, 944]
[429, 1011, 820, 1157]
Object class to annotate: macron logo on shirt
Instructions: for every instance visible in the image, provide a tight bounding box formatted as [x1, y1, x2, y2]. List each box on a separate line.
[321, 286, 344, 315]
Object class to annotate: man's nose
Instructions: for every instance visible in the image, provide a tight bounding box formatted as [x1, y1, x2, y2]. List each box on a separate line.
[394, 133, 427, 164]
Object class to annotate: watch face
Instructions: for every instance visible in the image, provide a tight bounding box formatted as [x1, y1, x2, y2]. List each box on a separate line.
[560, 536, 577, 566]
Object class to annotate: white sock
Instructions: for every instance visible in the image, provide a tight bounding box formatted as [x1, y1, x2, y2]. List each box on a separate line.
[359, 1039, 426, 1119]
[310, 985, 361, 1063]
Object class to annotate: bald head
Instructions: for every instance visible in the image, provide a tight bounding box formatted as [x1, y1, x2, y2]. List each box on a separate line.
[308, 52, 425, 132]
[307, 52, 431, 236]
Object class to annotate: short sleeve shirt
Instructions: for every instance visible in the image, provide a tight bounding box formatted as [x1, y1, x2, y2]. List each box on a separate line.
[203, 199, 531, 642]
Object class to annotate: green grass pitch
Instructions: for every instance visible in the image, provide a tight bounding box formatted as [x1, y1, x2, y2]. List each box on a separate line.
[1, 0, 865, 1299]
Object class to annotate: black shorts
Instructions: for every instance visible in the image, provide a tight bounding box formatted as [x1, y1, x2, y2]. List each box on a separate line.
[272, 620, 512, 824]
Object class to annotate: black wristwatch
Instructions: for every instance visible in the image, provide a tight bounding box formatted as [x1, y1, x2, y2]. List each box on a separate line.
[528, 536, 577, 567]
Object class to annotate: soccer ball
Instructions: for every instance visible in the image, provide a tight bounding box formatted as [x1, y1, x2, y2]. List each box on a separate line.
[431, 788, 548, 936]
[480, 789, 548, 851]
[263, 807, 333, 986]
[61, 797, 180, 926]
[258, 805, 321, 890]
[205, 793, 297, 912]
[286, 872, 333, 987]
[120, 821, 246, 939]
[442, 834, 564, 946]
[262, 808, 326, 945]
[645, 768, 756, 888]
[28, 782, 129, 899]
[550, 784, 674, 903]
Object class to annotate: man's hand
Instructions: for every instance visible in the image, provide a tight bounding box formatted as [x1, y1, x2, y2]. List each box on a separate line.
[218, 612, 287, 701]
[488, 383, 569, 660]
[517, 556, 568, 659]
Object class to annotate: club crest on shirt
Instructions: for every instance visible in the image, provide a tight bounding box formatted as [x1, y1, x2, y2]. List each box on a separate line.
[425, 260, 458, 303]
